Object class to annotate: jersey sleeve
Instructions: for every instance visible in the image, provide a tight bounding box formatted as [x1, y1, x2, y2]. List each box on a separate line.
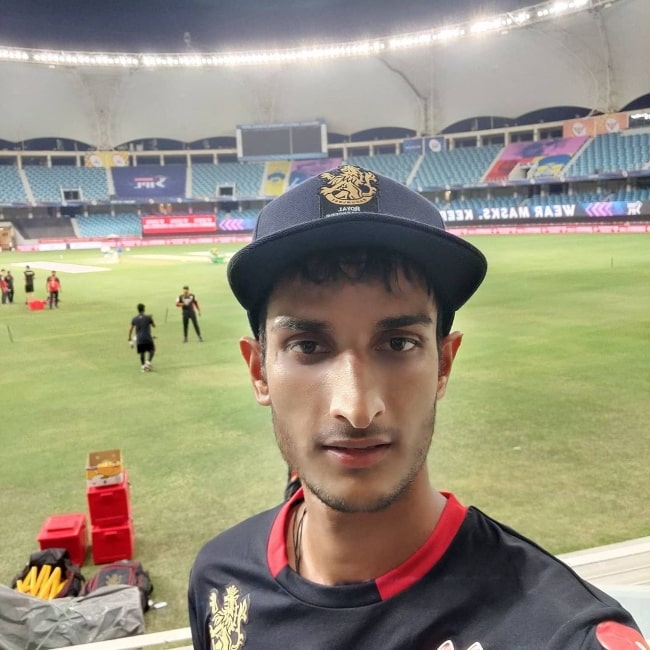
[187, 569, 205, 650]
[547, 612, 648, 649]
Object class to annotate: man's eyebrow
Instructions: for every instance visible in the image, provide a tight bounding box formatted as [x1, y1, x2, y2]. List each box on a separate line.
[376, 314, 433, 330]
[270, 316, 330, 333]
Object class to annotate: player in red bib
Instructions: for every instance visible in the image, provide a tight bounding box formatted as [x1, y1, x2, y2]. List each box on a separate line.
[46, 271, 61, 309]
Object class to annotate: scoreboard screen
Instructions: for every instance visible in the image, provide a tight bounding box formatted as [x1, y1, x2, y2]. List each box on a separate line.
[237, 120, 327, 160]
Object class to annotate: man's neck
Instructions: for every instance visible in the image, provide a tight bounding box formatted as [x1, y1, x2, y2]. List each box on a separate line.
[290, 483, 447, 585]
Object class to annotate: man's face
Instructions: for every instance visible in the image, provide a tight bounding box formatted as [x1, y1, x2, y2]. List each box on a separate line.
[241, 270, 461, 514]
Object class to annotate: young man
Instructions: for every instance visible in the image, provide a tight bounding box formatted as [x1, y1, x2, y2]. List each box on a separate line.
[176, 285, 203, 342]
[0, 270, 7, 305]
[24, 265, 35, 304]
[188, 165, 645, 649]
[4, 270, 14, 304]
[46, 271, 61, 309]
[128, 303, 156, 372]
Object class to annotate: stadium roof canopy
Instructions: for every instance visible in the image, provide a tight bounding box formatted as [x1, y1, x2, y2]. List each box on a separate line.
[3, 1, 542, 53]
[0, 0, 648, 148]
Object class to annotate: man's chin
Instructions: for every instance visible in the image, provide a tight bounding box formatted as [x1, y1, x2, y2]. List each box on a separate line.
[307, 481, 407, 514]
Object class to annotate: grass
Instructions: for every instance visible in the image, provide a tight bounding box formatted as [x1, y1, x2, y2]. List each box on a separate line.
[0, 234, 649, 634]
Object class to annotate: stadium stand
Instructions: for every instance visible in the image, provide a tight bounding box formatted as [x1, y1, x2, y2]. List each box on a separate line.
[0, 165, 28, 203]
[76, 212, 141, 238]
[345, 152, 420, 183]
[191, 162, 266, 200]
[413, 144, 503, 190]
[3, 128, 650, 245]
[24, 166, 110, 203]
[567, 132, 650, 177]
[11, 212, 76, 240]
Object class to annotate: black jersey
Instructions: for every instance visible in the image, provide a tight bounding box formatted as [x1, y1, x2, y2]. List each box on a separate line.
[131, 313, 155, 344]
[178, 293, 199, 312]
[188, 491, 645, 650]
[24, 269, 35, 290]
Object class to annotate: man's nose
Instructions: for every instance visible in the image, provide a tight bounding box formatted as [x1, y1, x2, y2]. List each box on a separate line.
[329, 353, 385, 429]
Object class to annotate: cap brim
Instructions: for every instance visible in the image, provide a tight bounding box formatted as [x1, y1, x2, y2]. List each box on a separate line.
[228, 212, 486, 318]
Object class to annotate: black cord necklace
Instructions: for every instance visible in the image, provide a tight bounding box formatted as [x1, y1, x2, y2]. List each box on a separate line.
[292, 503, 307, 575]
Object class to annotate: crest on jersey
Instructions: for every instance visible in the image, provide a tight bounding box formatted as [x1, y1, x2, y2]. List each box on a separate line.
[319, 165, 379, 216]
[208, 584, 250, 650]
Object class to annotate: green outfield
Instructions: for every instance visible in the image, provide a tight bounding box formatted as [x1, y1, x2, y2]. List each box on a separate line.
[1, 233, 648, 633]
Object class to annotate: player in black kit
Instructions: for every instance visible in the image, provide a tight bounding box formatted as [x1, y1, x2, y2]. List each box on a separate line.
[176, 285, 203, 342]
[128, 303, 156, 372]
[24, 265, 35, 304]
[188, 166, 646, 650]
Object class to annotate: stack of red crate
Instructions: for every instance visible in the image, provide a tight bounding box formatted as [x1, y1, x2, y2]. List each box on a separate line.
[86, 450, 134, 564]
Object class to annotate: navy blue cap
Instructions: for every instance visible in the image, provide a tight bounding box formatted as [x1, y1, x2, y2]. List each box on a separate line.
[227, 165, 487, 335]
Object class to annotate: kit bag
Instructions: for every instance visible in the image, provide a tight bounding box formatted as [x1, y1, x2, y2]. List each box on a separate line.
[11, 548, 84, 599]
[82, 559, 153, 611]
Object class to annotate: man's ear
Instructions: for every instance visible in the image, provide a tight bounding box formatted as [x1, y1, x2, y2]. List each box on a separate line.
[240, 337, 271, 406]
[437, 331, 463, 399]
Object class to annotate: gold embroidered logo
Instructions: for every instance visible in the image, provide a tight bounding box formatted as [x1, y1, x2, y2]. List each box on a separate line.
[104, 572, 124, 586]
[208, 585, 250, 650]
[319, 165, 378, 207]
[438, 641, 483, 650]
[436, 642, 484, 650]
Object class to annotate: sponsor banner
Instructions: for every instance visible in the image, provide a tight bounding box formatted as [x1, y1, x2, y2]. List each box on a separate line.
[449, 223, 650, 235]
[424, 137, 445, 154]
[263, 161, 292, 197]
[141, 214, 217, 236]
[594, 112, 628, 134]
[563, 112, 629, 138]
[439, 199, 648, 222]
[402, 138, 423, 154]
[85, 151, 129, 168]
[37, 242, 68, 252]
[485, 136, 588, 182]
[288, 158, 343, 189]
[564, 117, 596, 138]
[113, 165, 186, 199]
[68, 241, 105, 250]
[218, 218, 256, 231]
[15, 225, 649, 253]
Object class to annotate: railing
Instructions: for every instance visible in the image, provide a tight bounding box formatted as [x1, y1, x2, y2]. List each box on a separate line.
[61, 626, 192, 649]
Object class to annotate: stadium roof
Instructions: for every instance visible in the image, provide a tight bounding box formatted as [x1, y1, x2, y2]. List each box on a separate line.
[4, 0, 538, 53]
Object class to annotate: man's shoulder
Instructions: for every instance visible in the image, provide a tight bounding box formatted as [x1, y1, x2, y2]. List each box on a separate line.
[462, 506, 629, 609]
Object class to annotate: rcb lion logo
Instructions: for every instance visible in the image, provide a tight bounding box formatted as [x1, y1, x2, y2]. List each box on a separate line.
[208, 584, 250, 650]
[319, 165, 378, 206]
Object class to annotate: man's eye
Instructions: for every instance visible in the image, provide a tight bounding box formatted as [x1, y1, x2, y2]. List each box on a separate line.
[288, 340, 320, 354]
[385, 337, 417, 352]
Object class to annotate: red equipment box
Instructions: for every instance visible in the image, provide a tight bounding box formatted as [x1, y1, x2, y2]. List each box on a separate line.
[37, 513, 88, 567]
[91, 519, 134, 565]
[87, 472, 131, 527]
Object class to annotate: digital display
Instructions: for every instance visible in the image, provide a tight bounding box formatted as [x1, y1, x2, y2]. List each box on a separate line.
[237, 121, 327, 161]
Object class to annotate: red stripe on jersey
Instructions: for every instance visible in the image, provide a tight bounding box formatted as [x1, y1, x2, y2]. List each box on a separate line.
[268, 489, 468, 598]
[267, 488, 304, 577]
[375, 493, 468, 600]
[596, 621, 649, 649]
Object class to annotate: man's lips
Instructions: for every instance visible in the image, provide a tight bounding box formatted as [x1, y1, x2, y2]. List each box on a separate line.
[322, 437, 390, 450]
[322, 439, 391, 468]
